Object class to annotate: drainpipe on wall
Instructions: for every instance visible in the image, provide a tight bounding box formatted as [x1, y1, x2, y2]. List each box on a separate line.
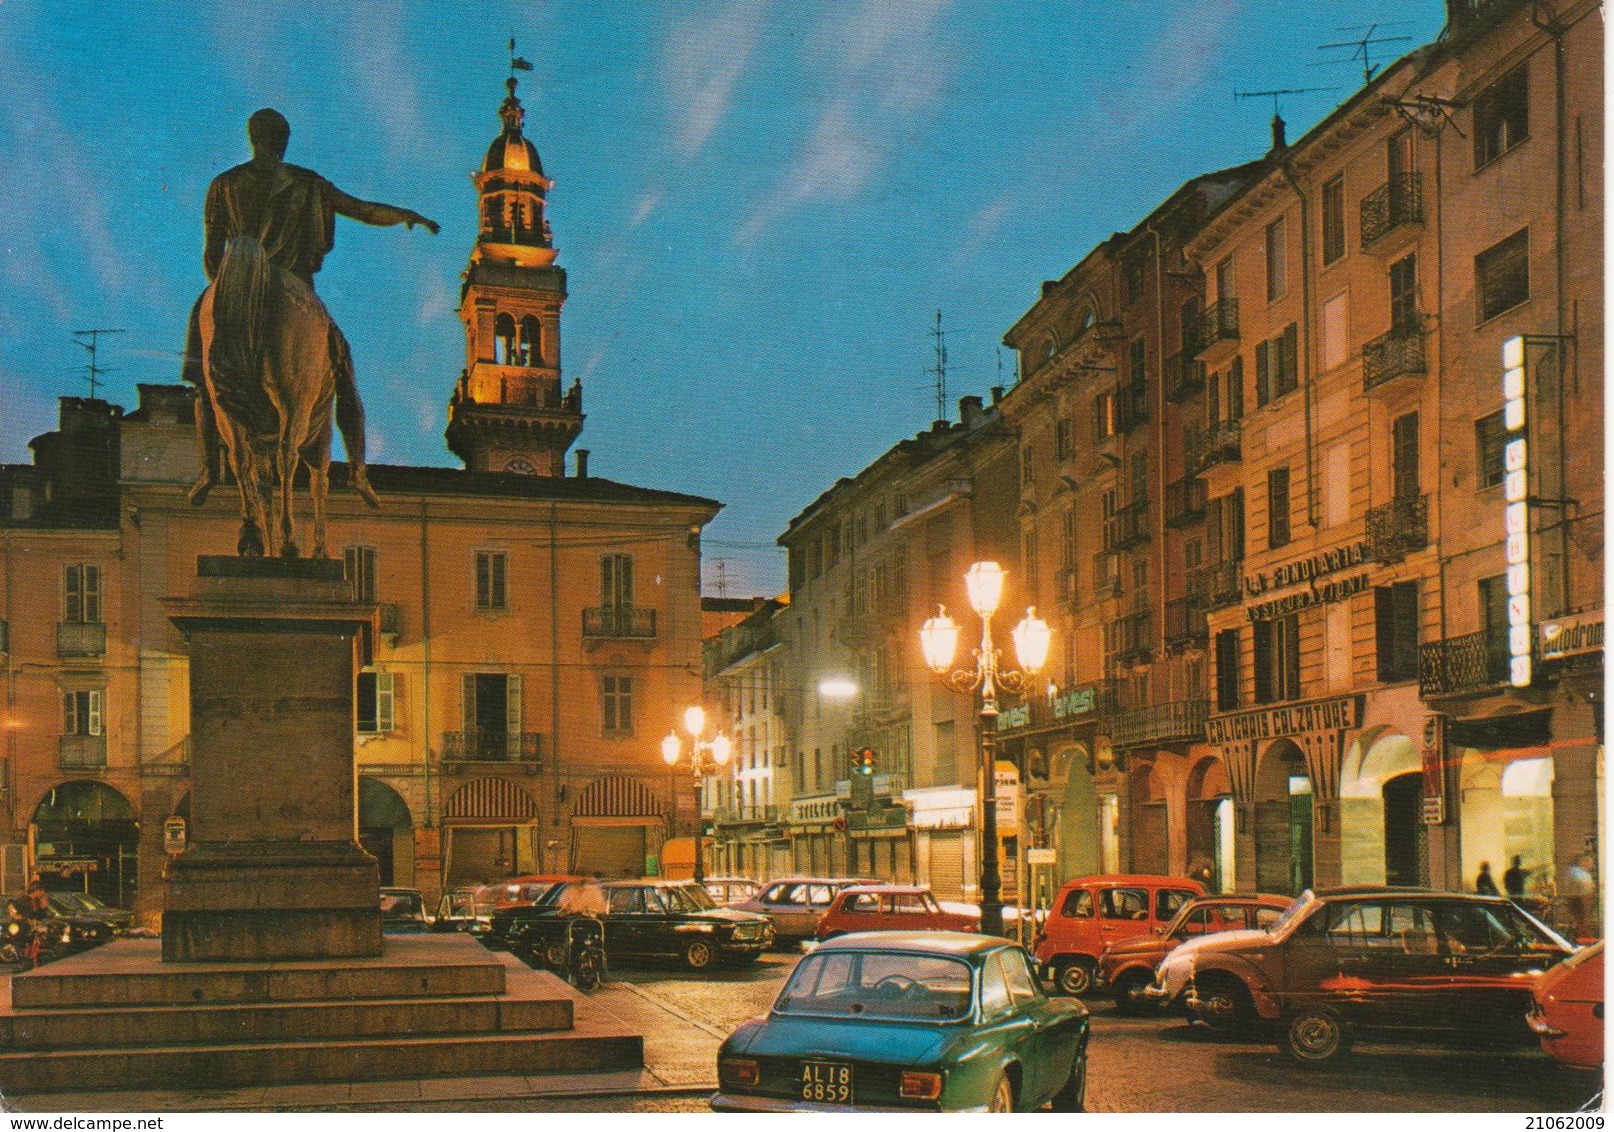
[1277, 137, 1320, 531]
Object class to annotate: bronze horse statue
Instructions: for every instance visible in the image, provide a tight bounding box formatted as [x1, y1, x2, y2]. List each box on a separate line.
[196, 235, 340, 558]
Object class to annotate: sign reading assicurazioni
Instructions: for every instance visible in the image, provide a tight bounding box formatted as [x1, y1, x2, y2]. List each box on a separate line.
[1205, 694, 1364, 745]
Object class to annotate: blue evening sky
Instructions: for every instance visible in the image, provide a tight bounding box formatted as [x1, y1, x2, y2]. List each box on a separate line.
[1, 1, 1444, 596]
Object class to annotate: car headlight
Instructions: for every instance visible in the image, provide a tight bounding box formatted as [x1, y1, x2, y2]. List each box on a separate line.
[5, 922, 19, 937]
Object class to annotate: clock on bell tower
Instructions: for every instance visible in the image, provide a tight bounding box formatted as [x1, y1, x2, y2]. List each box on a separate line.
[446, 74, 583, 476]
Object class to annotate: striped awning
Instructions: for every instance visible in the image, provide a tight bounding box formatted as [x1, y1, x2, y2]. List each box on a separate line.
[574, 775, 664, 818]
[444, 776, 539, 820]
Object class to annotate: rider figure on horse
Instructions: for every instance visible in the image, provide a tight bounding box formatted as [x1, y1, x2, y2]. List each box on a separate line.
[182, 108, 438, 509]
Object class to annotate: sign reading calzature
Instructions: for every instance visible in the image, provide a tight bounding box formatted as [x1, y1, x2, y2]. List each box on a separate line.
[1205, 695, 1364, 745]
[1502, 336, 1531, 688]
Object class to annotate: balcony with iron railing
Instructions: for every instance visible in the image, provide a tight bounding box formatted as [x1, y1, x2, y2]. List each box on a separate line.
[714, 804, 779, 826]
[1196, 298, 1239, 357]
[1363, 322, 1428, 392]
[1112, 698, 1209, 748]
[1420, 630, 1512, 698]
[1165, 350, 1205, 402]
[59, 734, 107, 770]
[582, 605, 657, 640]
[1361, 173, 1423, 249]
[1165, 594, 1209, 647]
[1165, 476, 1207, 527]
[440, 730, 543, 765]
[1367, 493, 1430, 563]
[1193, 418, 1242, 472]
[57, 621, 106, 659]
[1105, 499, 1151, 551]
[1190, 559, 1243, 610]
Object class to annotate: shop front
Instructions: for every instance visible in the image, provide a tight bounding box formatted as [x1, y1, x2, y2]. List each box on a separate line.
[905, 786, 975, 901]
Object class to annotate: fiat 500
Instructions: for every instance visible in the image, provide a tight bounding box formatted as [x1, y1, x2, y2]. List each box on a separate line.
[712, 932, 1089, 1112]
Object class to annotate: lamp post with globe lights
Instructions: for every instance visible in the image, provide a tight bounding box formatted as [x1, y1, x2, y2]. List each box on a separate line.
[918, 561, 1051, 936]
[660, 705, 731, 886]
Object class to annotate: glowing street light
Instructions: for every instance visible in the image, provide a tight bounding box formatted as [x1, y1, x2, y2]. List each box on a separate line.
[661, 707, 731, 885]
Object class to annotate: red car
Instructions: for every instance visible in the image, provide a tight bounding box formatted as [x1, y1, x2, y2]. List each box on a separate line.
[1097, 893, 1291, 1011]
[1529, 940, 1604, 1071]
[814, 885, 979, 940]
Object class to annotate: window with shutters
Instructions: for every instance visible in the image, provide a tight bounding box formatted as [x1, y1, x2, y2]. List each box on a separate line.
[602, 553, 634, 609]
[1022, 528, 1039, 603]
[1055, 419, 1075, 463]
[344, 546, 377, 602]
[1474, 64, 1529, 169]
[357, 671, 395, 734]
[1215, 629, 1240, 711]
[1390, 254, 1419, 332]
[1215, 256, 1236, 303]
[64, 564, 101, 623]
[1476, 411, 1507, 489]
[1266, 216, 1287, 301]
[461, 672, 522, 758]
[1375, 583, 1420, 683]
[1392, 412, 1421, 500]
[1321, 176, 1346, 265]
[1093, 391, 1116, 442]
[1253, 614, 1301, 703]
[1267, 467, 1291, 549]
[600, 675, 634, 735]
[1021, 445, 1034, 486]
[1476, 229, 1529, 322]
[1256, 325, 1299, 406]
[475, 551, 507, 611]
[1322, 292, 1348, 371]
[63, 689, 103, 736]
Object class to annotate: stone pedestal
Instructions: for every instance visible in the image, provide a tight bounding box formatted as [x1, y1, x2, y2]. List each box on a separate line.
[162, 556, 380, 962]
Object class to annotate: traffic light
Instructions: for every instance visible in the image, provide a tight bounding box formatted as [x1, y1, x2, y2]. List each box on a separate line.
[852, 747, 877, 775]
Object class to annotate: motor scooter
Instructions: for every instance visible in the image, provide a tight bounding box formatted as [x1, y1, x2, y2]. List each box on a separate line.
[2, 915, 70, 969]
[565, 913, 605, 991]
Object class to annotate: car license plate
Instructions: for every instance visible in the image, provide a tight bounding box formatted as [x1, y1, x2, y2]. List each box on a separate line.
[800, 1060, 853, 1104]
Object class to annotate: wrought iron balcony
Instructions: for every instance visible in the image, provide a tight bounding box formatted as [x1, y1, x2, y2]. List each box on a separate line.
[56, 621, 106, 659]
[1165, 476, 1207, 527]
[1196, 298, 1239, 356]
[1112, 699, 1209, 748]
[582, 605, 657, 640]
[1165, 594, 1209, 647]
[1363, 323, 1427, 392]
[1193, 418, 1242, 472]
[715, 804, 779, 825]
[1190, 559, 1243, 610]
[1420, 630, 1512, 698]
[1367, 493, 1430, 563]
[1360, 173, 1423, 249]
[59, 735, 107, 770]
[440, 730, 543, 763]
[1116, 383, 1150, 433]
[1165, 351, 1205, 402]
[1105, 499, 1151, 551]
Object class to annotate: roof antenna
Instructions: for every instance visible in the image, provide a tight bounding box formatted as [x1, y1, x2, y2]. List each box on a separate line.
[71, 328, 124, 399]
[711, 558, 730, 599]
[1233, 87, 1339, 150]
[930, 310, 948, 423]
[1312, 22, 1414, 85]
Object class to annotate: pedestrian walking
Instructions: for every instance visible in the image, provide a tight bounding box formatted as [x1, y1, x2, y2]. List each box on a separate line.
[1474, 861, 1499, 896]
[1503, 855, 1530, 898]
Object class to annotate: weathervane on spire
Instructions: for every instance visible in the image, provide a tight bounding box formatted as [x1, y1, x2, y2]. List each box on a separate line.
[509, 35, 534, 78]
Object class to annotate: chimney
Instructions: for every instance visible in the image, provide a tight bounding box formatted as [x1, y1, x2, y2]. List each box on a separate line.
[959, 395, 984, 428]
[1269, 114, 1287, 156]
[990, 385, 1004, 406]
[575, 449, 589, 478]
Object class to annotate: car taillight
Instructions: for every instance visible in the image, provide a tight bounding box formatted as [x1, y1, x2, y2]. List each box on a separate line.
[720, 1057, 760, 1086]
[899, 1071, 943, 1100]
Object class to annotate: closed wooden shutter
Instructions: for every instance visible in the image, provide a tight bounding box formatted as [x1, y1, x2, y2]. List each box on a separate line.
[928, 831, 967, 901]
[1254, 801, 1291, 894]
[574, 826, 646, 879]
[505, 674, 523, 757]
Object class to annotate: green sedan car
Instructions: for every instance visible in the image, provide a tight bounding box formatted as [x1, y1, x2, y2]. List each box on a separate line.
[711, 932, 1089, 1112]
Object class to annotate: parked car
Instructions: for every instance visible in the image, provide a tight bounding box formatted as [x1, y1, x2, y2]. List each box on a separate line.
[503, 878, 774, 971]
[433, 887, 493, 934]
[486, 875, 591, 950]
[1528, 939, 1604, 1071]
[729, 877, 881, 947]
[1097, 893, 1290, 1011]
[379, 887, 432, 933]
[485, 874, 578, 910]
[704, 876, 760, 906]
[1148, 886, 1575, 1064]
[712, 931, 1089, 1112]
[1032, 874, 1204, 996]
[814, 885, 979, 940]
[47, 892, 135, 934]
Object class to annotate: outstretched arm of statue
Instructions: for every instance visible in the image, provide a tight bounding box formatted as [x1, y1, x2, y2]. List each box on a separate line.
[329, 187, 441, 235]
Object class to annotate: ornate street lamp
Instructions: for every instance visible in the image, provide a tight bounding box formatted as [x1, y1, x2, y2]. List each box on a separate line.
[661, 705, 731, 886]
[919, 561, 1051, 936]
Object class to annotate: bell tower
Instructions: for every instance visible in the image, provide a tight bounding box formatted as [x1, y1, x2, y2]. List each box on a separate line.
[446, 75, 583, 476]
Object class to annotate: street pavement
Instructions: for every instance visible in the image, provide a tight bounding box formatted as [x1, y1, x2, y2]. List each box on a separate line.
[12, 949, 1602, 1113]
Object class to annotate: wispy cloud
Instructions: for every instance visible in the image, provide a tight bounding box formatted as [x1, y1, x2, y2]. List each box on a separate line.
[665, 0, 765, 161]
[737, 0, 953, 249]
[342, 1, 429, 168]
[1090, 1, 1243, 137]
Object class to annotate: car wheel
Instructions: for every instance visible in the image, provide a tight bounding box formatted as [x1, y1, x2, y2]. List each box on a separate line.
[683, 939, 716, 971]
[1282, 1008, 1352, 1065]
[0, 943, 14, 965]
[988, 1074, 1015, 1113]
[1054, 959, 1095, 997]
[543, 942, 567, 969]
[1111, 971, 1153, 1014]
[1193, 977, 1254, 1033]
[1049, 1052, 1086, 1112]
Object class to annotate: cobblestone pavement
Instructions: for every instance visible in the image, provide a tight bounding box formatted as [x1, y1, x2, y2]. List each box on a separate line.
[305, 949, 1601, 1114]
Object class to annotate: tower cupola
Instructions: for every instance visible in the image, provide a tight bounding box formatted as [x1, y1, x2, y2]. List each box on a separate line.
[471, 76, 555, 270]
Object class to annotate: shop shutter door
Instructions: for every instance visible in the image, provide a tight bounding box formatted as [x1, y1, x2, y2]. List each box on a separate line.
[575, 826, 647, 879]
[1131, 801, 1168, 875]
[1254, 800, 1291, 894]
[928, 831, 967, 901]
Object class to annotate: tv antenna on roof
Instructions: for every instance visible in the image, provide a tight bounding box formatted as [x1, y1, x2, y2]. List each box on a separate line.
[1313, 22, 1414, 84]
[930, 310, 949, 423]
[1232, 86, 1339, 119]
[71, 328, 124, 399]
